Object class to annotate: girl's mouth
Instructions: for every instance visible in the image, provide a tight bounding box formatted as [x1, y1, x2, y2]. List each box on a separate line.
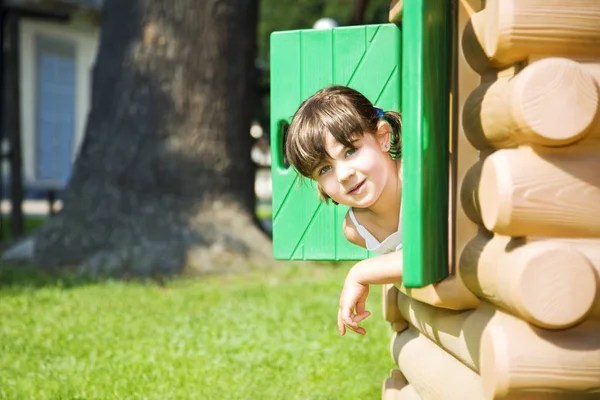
[348, 180, 366, 195]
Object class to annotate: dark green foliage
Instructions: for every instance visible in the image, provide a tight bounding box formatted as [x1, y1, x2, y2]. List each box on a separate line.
[258, 0, 392, 63]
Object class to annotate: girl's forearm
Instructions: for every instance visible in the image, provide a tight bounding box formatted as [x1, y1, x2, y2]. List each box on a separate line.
[347, 250, 403, 285]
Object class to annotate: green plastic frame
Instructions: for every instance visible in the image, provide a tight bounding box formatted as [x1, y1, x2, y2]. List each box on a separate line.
[401, 0, 452, 288]
[268, 2, 452, 288]
[269, 24, 401, 261]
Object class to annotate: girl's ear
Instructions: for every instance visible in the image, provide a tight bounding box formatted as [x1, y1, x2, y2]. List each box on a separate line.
[376, 121, 392, 151]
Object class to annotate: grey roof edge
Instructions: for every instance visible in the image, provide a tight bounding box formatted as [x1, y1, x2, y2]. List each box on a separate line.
[4, 0, 103, 13]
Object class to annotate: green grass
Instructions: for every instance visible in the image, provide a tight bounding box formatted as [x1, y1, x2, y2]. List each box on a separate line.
[255, 204, 272, 221]
[0, 263, 396, 400]
[1, 214, 47, 243]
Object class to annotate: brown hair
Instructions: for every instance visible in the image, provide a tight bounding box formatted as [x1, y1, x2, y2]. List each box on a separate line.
[285, 85, 402, 202]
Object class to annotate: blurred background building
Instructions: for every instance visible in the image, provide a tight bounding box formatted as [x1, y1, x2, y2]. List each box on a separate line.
[1, 0, 101, 198]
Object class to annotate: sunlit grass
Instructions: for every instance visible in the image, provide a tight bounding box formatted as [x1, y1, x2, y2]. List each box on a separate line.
[0, 263, 395, 399]
[255, 204, 272, 221]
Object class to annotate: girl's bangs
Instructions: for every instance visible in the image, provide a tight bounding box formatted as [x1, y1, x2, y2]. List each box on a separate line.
[295, 118, 364, 177]
[287, 94, 371, 177]
[293, 125, 329, 176]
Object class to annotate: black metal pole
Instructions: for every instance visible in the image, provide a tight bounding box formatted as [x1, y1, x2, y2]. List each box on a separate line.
[0, 0, 6, 242]
[47, 190, 56, 215]
[6, 9, 23, 239]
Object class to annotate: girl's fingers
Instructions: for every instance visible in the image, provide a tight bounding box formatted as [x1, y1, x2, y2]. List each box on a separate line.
[352, 325, 366, 335]
[353, 311, 371, 323]
[340, 308, 368, 336]
[355, 301, 366, 316]
[337, 309, 346, 336]
[341, 307, 359, 330]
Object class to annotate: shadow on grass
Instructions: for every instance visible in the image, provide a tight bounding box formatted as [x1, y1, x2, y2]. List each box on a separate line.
[0, 259, 354, 293]
[0, 261, 183, 293]
[0, 262, 107, 291]
[0, 215, 47, 244]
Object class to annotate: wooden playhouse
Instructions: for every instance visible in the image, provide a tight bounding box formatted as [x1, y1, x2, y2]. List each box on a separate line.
[382, 1, 600, 399]
[269, 1, 600, 398]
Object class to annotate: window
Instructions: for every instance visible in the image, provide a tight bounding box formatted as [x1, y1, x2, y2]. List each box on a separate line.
[19, 18, 99, 191]
[34, 35, 76, 185]
[270, 2, 453, 288]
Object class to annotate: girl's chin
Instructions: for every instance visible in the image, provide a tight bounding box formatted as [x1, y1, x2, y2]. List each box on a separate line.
[345, 194, 379, 209]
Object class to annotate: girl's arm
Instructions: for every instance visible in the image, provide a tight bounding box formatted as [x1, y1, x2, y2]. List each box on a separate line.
[340, 153, 453, 335]
[346, 249, 403, 284]
[338, 250, 403, 336]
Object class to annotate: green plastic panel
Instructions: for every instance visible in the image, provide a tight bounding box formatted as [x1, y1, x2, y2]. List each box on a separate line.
[401, 0, 451, 287]
[270, 24, 402, 260]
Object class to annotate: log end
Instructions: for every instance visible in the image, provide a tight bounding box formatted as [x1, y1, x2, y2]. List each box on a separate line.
[478, 151, 512, 233]
[460, 161, 484, 225]
[480, 322, 512, 400]
[513, 58, 599, 146]
[513, 244, 598, 329]
[397, 384, 422, 400]
[482, 0, 516, 67]
[383, 284, 405, 322]
[382, 369, 408, 400]
[392, 321, 409, 332]
[389, 0, 403, 24]
[461, 9, 493, 75]
[481, 313, 600, 398]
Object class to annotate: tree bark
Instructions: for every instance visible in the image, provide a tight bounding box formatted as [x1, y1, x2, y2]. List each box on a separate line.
[33, 0, 273, 276]
[350, 0, 370, 25]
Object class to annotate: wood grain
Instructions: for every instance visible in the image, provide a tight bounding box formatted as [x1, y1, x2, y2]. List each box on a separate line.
[460, 160, 484, 225]
[382, 369, 410, 400]
[484, 0, 600, 67]
[398, 384, 422, 400]
[460, 234, 598, 329]
[391, 327, 485, 400]
[480, 310, 600, 399]
[383, 284, 408, 332]
[479, 145, 600, 237]
[526, 237, 600, 318]
[389, 0, 403, 23]
[462, 58, 599, 149]
[396, 291, 492, 371]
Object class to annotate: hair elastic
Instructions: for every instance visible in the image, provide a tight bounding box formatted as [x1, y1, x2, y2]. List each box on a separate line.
[374, 107, 385, 118]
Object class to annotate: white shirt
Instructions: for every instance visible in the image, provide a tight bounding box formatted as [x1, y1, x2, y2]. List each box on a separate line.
[348, 205, 402, 254]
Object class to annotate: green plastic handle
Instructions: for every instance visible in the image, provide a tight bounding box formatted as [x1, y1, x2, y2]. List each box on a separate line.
[273, 120, 289, 173]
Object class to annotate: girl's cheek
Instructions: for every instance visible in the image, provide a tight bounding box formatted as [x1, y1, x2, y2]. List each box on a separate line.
[323, 179, 337, 195]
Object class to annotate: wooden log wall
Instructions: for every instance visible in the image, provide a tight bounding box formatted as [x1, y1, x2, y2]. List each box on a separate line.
[384, 0, 600, 399]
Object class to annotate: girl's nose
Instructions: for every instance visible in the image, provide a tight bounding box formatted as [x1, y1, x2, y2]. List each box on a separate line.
[336, 163, 355, 183]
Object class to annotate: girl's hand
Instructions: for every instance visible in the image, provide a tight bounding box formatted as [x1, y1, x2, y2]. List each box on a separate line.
[337, 276, 371, 336]
[337, 252, 404, 336]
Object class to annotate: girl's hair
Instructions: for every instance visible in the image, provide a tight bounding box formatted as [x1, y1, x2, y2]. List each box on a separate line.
[285, 85, 402, 202]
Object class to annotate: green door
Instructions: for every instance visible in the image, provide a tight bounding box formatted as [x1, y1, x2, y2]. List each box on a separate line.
[270, 24, 402, 261]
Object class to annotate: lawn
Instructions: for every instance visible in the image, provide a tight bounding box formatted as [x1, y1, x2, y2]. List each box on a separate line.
[0, 262, 396, 399]
[0, 214, 47, 244]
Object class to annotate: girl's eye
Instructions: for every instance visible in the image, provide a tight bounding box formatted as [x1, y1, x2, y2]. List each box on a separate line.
[319, 165, 332, 175]
[345, 148, 357, 157]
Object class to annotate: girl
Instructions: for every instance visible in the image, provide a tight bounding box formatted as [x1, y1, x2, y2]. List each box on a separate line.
[286, 85, 404, 336]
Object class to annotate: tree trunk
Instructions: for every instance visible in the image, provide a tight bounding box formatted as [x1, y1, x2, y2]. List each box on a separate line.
[33, 0, 273, 276]
[350, 0, 370, 25]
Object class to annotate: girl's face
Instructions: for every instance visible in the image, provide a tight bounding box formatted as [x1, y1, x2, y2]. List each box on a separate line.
[313, 123, 394, 209]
